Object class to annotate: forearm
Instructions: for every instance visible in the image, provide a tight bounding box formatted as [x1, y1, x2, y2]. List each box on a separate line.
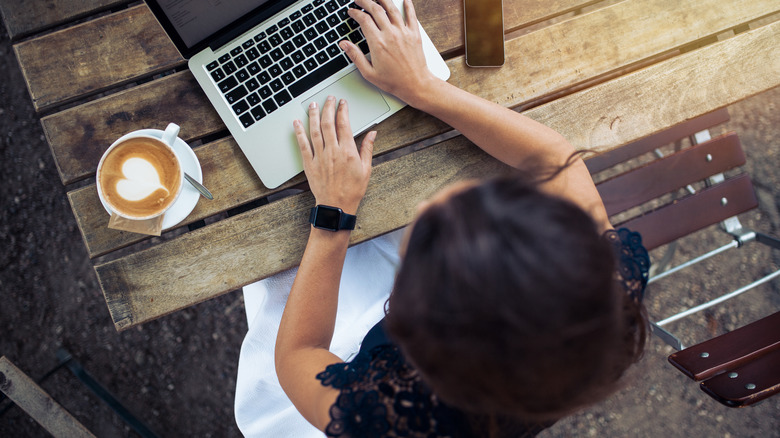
[408, 77, 574, 169]
[275, 228, 349, 363]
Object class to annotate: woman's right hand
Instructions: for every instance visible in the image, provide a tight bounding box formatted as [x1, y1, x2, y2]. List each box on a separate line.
[339, 0, 438, 107]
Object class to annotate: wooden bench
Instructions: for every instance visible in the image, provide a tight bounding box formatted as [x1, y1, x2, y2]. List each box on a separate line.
[589, 109, 780, 407]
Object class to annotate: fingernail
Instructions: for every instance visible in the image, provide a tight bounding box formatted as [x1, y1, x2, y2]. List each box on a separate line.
[293, 120, 301, 128]
[327, 95, 335, 102]
[309, 101, 317, 109]
[340, 99, 347, 106]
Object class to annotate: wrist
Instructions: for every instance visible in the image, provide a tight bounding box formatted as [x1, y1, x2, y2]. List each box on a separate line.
[309, 204, 357, 232]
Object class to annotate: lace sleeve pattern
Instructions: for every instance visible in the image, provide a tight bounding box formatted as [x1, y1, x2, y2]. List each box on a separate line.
[317, 345, 470, 438]
[604, 228, 650, 303]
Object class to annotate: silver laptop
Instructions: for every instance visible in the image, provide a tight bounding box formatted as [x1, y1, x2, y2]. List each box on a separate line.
[145, 0, 450, 189]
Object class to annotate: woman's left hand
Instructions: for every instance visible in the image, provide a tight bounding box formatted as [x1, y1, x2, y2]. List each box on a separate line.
[294, 96, 376, 215]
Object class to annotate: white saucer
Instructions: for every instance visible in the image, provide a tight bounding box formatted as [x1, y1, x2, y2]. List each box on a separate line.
[99, 129, 202, 230]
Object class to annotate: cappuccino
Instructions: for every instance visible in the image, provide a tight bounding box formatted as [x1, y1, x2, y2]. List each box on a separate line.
[97, 136, 182, 219]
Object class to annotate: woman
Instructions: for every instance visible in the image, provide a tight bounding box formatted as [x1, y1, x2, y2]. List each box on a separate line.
[240, 0, 650, 436]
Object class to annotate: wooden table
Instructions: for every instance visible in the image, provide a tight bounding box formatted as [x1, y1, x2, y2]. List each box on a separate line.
[5, 0, 779, 331]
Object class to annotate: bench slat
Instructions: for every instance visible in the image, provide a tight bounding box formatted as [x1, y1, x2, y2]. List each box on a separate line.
[618, 174, 758, 251]
[585, 109, 731, 174]
[598, 133, 745, 217]
[669, 311, 780, 381]
[701, 346, 780, 407]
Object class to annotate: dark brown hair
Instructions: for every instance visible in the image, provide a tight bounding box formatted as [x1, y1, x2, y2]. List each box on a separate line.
[385, 175, 646, 425]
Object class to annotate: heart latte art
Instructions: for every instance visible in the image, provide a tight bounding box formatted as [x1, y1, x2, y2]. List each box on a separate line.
[98, 137, 182, 219]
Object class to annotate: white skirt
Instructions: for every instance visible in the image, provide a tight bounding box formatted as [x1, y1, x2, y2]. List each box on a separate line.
[234, 228, 405, 437]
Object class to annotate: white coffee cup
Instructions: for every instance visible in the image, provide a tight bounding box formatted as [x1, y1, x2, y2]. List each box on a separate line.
[96, 123, 184, 220]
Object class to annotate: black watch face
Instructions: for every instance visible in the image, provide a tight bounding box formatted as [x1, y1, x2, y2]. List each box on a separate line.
[314, 206, 342, 231]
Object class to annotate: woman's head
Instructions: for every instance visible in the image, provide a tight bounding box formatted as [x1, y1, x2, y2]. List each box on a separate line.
[386, 175, 645, 421]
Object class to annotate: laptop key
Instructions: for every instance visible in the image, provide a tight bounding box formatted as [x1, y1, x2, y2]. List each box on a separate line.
[291, 20, 306, 34]
[282, 41, 295, 55]
[263, 99, 278, 114]
[246, 77, 260, 91]
[269, 33, 283, 47]
[303, 4, 314, 12]
[280, 27, 294, 40]
[314, 37, 327, 50]
[275, 90, 293, 107]
[258, 40, 271, 54]
[336, 23, 350, 36]
[358, 40, 369, 54]
[242, 40, 255, 49]
[236, 68, 250, 83]
[210, 68, 226, 82]
[259, 55, 273, 68]
[268, 65, 283, 78]
[254, 31, 267, 42]
[232, 99, 249, 115]
[293, 35, 307, 48]
[325, 0, 338, 12]
[315, 51, 329, 64]
[303, 13, 317, 26]
[230, 46, 243, 56]
[258, 85, 273, 100]
[304, 58, 318, 72]
[314, 0, 325, 5]
[223, 61, 237, 74]
[270, 48, 284, 61]
[251, 106, 267, 121]
[218, 76, 239, 93]
[281, 72, 295, 85]
[258, 71, 271, 85]
[291, 11, 302, 20]
[247, 61, 261, 75]
[289, 55, 349, 98]
[239, 112, 255, 128]
[314, 6, 328, 19]
[270, 79, 284, 92]
[247, 92, 261, 106]
[304, 28, 318, 41]
[293, 65, 307, 78]
[218, 54, 231, 64]
[280, 57, 294, 71]
[226, 85, 249, 104]
[291, 50, 305, 64]
[235, 54, 248, 68]
[267, 24, 278, 34]
[302, 43, 316, 57]
[326, 14, 340, 28]
[315, 21, 329, 34]
[207, 61, 219, 71]
[246, 47, 260, 60]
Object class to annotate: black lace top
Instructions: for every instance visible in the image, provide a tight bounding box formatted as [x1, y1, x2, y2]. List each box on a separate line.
[316, 228, 650, 438]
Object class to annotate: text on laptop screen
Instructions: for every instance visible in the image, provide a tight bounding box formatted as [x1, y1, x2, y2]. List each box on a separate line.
[158, 0, 270, 48]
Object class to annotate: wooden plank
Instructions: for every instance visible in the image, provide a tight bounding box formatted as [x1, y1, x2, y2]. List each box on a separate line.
[12, 4, 184, 112]
[700, 347, 780, 407]
[0, 357, 96, 438]
[0, 0, 129, 41]
[96, 136, 512, 330]
[95, 18, 780, 331]
[618, 174, 758, 251]
[598, 133, 745, 216]
[41, 71, 222, 185]
[415, 0, 600, 55]
[528, 19, 780, 154]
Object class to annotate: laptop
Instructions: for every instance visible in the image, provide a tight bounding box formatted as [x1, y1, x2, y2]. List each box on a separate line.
[145, 0, 450, 189]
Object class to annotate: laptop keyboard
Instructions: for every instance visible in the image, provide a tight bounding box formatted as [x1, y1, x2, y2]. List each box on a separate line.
[205, 0, 371, 129]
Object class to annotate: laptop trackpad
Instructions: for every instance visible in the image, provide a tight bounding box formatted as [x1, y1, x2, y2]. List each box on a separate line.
[302, 70, 390, 133]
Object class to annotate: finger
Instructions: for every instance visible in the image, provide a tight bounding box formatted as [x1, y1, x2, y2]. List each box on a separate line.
[360, 130, 376, 170]
[402, 0, 420, 29]
[347, 6, 379, 39]
[335, 99, 354, 147]
[293, 119, 313, 162]
[320, 96, 339, 148]
[339, 40, 374, 78]
[356, 0, 391, 29]
[307, 101, 324, 151]
[374, 0, 403, 25]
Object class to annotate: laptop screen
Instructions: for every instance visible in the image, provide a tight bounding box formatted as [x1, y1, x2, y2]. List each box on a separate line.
[146, 0, 293, 58]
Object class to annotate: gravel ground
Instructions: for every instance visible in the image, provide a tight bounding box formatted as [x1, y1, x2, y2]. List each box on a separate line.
[1, 15, 779, 438]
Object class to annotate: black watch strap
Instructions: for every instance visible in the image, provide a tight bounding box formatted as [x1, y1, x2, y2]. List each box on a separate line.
[309, 205, 357, 231]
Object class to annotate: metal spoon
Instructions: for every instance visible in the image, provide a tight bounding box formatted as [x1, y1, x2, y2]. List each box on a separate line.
[184, 172, 213, 200]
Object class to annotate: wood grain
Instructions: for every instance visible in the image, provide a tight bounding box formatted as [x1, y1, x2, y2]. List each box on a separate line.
[0, 0, 128, 41]
[0, 357, 96, 438]
[13, 4, 184, 112]
[42, 71, 222, 185]
[96, 18, 780, 331]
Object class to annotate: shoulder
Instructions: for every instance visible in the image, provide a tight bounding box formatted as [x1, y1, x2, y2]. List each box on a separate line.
[603, 228, 650, 302]
[316, 345, 469, 438]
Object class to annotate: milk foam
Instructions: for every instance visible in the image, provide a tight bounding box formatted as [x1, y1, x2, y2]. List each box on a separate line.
[115, 157, 169, 201]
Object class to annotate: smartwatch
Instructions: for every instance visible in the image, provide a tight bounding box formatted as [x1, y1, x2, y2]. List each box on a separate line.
[309, 205, 357, 231]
